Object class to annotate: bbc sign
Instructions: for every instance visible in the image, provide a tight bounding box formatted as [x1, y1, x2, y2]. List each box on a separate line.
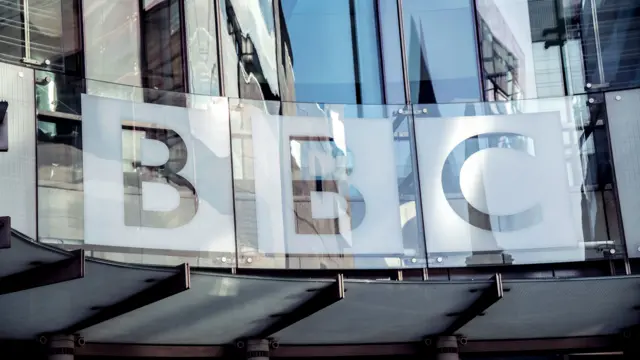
[81, 95, 585, 264]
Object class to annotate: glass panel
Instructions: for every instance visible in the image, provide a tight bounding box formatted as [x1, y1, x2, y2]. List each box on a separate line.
[277, 0, 386, 104]
[35, 70, 84, 115]
[477, 0, 640, 100]
[141, 0, 186, 106]
[402, 0, 482, 103]
[185, 0, 220, 96]
[0, 0, 24, 65]
[377, 0, 406, 105]
[231, 98, 424, 269]
[0, 64, 37, 238]
[220, 0, 279, 101]
[477, 0, 558, 100]
[37, 79, 236, 267]
[605, 89, 640, 258]
[0, 0, 80, 72]
[414, 94, 622, 267]
[82, 0, 144, 101]
[586, 0, 640, 90]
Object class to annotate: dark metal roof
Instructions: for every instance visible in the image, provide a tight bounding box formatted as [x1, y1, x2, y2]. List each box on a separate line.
[0, 221, 638, 357]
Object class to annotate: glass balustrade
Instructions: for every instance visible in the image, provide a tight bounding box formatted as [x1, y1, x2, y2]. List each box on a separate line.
[24, 73, 633, 269]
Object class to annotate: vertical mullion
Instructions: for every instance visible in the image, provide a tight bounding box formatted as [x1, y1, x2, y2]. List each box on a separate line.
[373, 0, 387, 105]
[272, 0, 285, 108]
[470, 0, 486, 101]
[553, 0, 570, 96]
[396, 0, 429, 268]
[214, 0, 225, 97]
[395, 0, 411, 105]
[75, 0, 86, 80]
[177, 0, 190, 94]
[138, 0, 149, 92]
[22, 0, 32, 61]
[348, 0, 362, 105]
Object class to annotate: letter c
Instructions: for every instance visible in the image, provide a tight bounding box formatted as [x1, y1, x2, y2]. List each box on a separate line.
[442, 132, 542, 232]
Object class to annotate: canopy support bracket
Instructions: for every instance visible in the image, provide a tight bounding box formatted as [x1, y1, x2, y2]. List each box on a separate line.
[61, 263, 190, 335]
[0, 249, 84, 296]
[0, 216, 10, 249]
[440, 273, 504, 336]
[254, 274, 345, 339]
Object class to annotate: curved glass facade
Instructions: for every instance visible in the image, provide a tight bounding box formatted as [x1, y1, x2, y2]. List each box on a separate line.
[0, 0, 639, 270]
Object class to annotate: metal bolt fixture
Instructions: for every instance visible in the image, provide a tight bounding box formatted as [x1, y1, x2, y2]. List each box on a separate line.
[411, 258, 417, 264]
[436, 257, 443, 263]
[18, 71, 24, 78]
[221, 256, 227, 263]
[616, 95, 622, 101]
[44, 59, 50, 65]
[398, 108, 404, 114]
[609, 248, 616, 255]
[586, 83, 592, 88]
[588, 98, 595, 104]
[246, 257, 253, 264]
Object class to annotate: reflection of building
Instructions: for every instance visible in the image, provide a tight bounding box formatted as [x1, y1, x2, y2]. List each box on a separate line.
[476, 0, 525, 101]
[141, 0, 187, 106]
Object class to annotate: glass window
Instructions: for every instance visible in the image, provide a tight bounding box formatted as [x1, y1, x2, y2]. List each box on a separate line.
[0, 0, 81, 73]
[220, 0, 280, 101]
[477, 0, 640, 100]
[141, 0, 187, 106]
[377, 0, 406, 105]
[0, 0, 24, 65]
[185, 0, 220, 96]
[478, 0, 570, 101]
[83, 0, 144, 101]
[582, 0, 640, 91]
[402, 0, 482, 103]
[277, 0, 387, 104]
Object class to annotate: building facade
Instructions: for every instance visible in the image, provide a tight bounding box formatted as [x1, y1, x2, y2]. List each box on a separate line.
[1, 0, 640, 359]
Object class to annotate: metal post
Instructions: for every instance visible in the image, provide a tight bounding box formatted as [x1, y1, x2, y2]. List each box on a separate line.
[22, 0, 32, 62]
[435, 336, 459, 360]
[589, 0, 606, 86]
[48, 334, 75, 360]
[246, 339, 270, 360]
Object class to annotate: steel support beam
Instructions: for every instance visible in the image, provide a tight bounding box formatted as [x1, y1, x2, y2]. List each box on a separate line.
[272, 343, 423, 358]
[0, 249, 84, 296]
[0, 216, 10, 249]
[441, 273, 504, 336]
[460, 335, 620, 354]
[76, 343, 225, 358]
[62, 263, 190, 334]
[254, 274, 345, 339]
[71, 336, 620, 358]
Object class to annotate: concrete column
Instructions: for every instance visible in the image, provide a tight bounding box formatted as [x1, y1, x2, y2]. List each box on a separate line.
[435, 336, 459, 360]
[246, 339, 270, 360]
[48, 334, 75, 360]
